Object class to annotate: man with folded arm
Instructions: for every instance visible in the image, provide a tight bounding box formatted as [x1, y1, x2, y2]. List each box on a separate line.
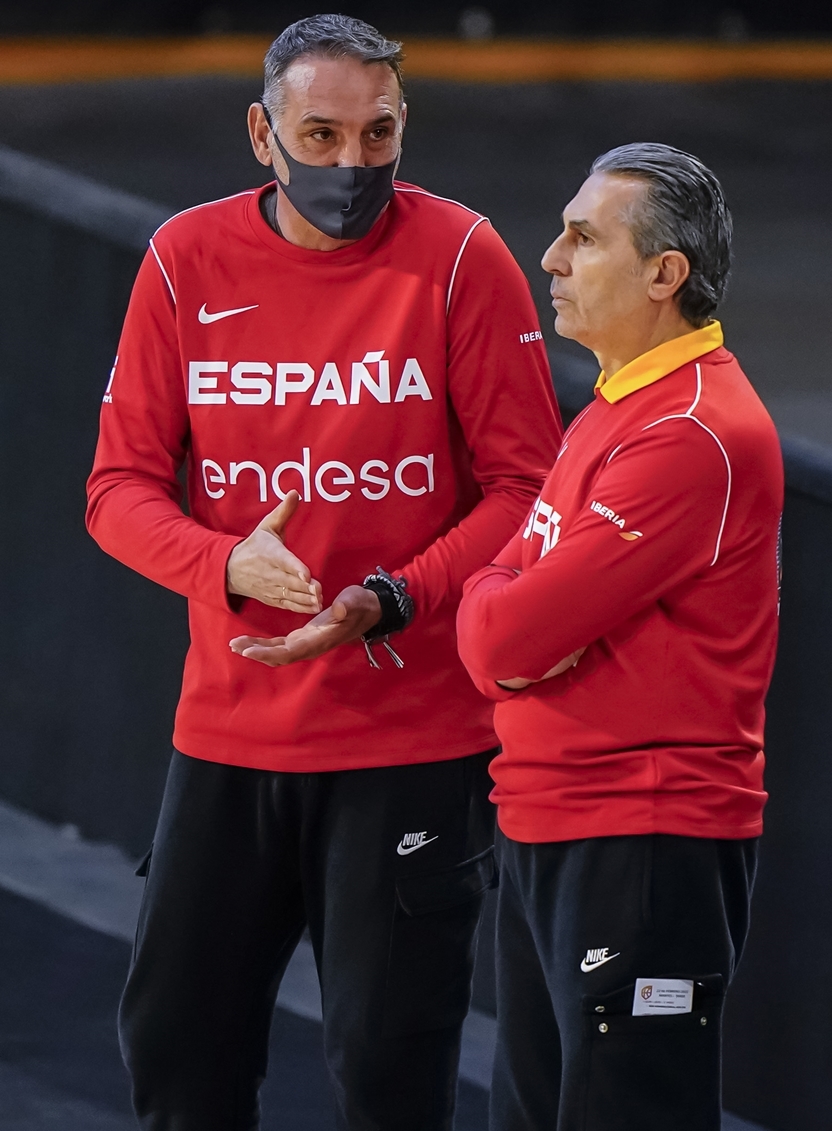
[457, 142, 783, 1131]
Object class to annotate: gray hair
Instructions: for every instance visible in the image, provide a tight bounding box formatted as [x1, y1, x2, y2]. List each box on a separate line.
[590, 143, 732, 328]
[263, 14, 404, 119]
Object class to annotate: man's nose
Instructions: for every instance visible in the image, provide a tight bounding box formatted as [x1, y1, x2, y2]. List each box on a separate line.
[335, 137, 365, 167]
[541, 234, 568, 277]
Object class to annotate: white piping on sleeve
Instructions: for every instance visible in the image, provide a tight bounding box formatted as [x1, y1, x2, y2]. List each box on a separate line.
[446, 216, 487, 315]
[152, 189, 256, 237]
[691, 417, 731, 566]
[687, 362, 703, 414]
[608, 360, 703, 460]
[642, 412, 732, 567]
[149, 238, 175, 305]
[394, 185, 483, 219]
[148, 189, 258, 306]
[563, 402, 593, 443]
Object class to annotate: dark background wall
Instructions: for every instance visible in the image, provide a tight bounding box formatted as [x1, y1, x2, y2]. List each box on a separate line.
[0, 171, 181, 859]
[1, 0, 832, 36]
[722, 483, 832, 1128]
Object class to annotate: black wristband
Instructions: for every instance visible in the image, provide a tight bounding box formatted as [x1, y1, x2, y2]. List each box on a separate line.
[361, 567, 414, 642]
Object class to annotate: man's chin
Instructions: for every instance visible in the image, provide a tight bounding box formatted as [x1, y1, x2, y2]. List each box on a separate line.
[554, 314, 596, 357]
[554, 312, 579, 342]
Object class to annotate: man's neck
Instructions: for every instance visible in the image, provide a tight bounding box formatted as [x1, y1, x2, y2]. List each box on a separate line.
[596, 310, 697, 377]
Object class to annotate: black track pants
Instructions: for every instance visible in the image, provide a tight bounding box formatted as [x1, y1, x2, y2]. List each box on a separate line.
[119, 749, 497, 1131]
[490, 831, 758, 1131]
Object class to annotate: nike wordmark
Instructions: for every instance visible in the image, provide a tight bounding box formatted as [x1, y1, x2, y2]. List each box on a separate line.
[580, 948, 621, 973]
[198, 303, 259, 324]
[397, 832, 439, 855]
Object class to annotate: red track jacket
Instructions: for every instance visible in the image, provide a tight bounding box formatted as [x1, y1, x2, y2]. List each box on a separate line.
[87, 182, 562, 770]
[457, 323, 783, 842]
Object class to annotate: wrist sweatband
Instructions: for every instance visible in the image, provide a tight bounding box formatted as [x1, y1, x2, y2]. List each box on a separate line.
[361, 567, 415, 642]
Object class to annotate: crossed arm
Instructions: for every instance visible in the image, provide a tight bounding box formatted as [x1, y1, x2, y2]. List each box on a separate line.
[456, 421, 728, 699]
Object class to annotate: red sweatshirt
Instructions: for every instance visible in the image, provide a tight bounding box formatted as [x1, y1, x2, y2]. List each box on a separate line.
[86, 182, 561, 771]
[457, 323, 783, 842]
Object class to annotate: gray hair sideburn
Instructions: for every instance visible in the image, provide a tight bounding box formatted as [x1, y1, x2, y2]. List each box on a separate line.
[262, 14, 404, 119]
[591, 143, 733, 328]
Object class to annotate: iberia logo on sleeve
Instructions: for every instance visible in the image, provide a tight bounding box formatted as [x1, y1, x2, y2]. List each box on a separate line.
[590, 500, 643, 541]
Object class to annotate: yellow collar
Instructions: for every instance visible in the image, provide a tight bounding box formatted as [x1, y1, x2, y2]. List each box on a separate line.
[594, 322, 724, 405]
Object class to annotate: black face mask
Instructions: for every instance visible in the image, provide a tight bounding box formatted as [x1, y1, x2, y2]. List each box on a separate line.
[264, 107, 399, 241]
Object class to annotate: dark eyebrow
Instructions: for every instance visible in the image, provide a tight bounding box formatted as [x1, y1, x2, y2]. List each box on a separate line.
[299, 111, 398, 127]
[566, 218, 596, 235]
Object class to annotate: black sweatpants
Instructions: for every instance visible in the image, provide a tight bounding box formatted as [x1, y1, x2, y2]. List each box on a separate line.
[119, 748, 497, 1131]
[490, 831, 758, 1131]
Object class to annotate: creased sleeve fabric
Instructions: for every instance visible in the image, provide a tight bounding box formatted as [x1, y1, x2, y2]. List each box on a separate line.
[458, 418, 727, 696]
[86, 247, 242, 611]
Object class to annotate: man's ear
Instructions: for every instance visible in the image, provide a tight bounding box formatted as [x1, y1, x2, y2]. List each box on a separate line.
[247, 103, 274, 168]
[648, 249, 691, 303]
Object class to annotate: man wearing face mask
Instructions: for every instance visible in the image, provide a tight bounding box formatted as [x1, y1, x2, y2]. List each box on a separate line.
[86, 13, 561, 1131]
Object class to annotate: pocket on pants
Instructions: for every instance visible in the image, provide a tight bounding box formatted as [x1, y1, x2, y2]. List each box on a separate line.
[383, 846, 497, 1036]
[130, 843, 153, 962]
[581, 975, 724, 1131]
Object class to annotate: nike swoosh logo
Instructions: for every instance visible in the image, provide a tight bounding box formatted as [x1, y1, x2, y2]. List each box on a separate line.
[580, 952, 621, 973]
[397, 836, 439, 856]
[198, 303, 259, 324]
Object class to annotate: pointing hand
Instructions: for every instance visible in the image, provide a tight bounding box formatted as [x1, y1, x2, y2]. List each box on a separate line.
[226, 490, 322, 613]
